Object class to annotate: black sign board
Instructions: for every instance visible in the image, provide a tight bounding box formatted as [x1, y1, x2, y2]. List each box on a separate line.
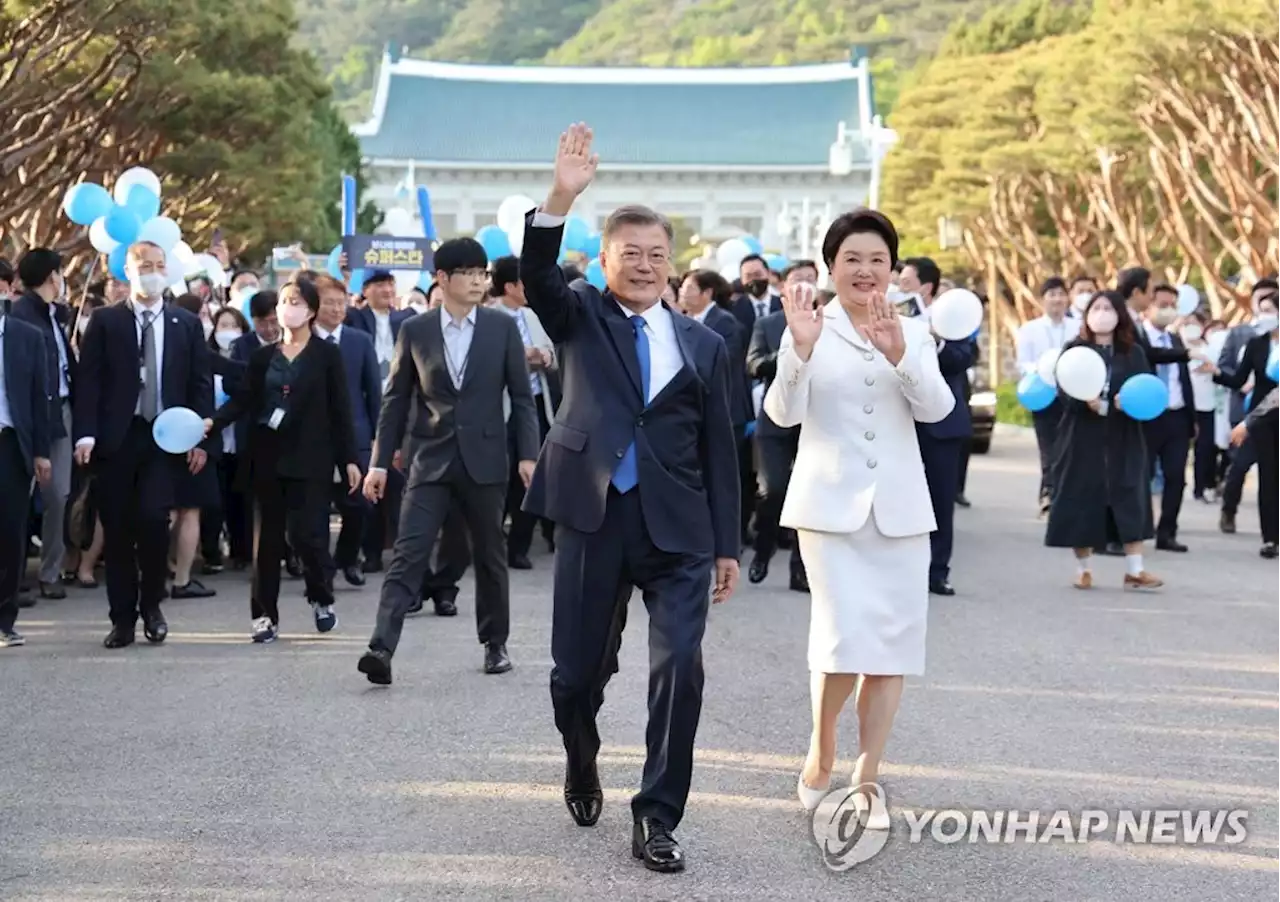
[342, 235, 434, 272]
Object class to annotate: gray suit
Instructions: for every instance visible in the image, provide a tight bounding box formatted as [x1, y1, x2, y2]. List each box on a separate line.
[369, 305, 539, 655]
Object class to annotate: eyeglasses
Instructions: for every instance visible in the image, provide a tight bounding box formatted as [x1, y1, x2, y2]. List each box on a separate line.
[618, 250, 670, 266]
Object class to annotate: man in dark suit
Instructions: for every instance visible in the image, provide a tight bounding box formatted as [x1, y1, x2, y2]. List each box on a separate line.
[0, 312, 51, 647]
[313, 273, 382, 585]
[73, 240, 213, 649]
[358, 238, 539, 681]
[728, 253, 782, 334]
[902, 257, 974, 596]
[11, 249, 76, 601]
[1141, 284, 1197, 551]
[519, 124, 740, 873]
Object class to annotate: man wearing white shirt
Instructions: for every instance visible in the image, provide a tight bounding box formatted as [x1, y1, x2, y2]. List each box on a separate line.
[1015, 277, 1081, 512]
[1142, 284, 1196, 552]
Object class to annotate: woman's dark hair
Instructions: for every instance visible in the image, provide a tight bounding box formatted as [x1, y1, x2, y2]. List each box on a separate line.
[280, 277, 321, 314]
[683, 269, 733, 307]
[209, 306, 249, 350]
[821, 208, 899, 268]
[1079, 290, 1137, 352]
[426, 282, 445, 304]
[173, 292, 204, 316]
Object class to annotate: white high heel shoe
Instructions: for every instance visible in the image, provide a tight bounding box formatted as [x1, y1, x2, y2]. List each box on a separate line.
[797, 774, 829, 812]
[850, 781, 891, 830]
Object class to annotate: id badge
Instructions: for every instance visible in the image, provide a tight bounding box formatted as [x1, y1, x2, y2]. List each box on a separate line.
[1097, 399, 1109, 416]
[139, 367, 147, 386]
[268, 408, 286, 430]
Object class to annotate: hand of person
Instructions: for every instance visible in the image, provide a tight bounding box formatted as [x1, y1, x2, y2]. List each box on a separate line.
[855, 290, 906, 366]
[202, 418, 214, 438]
[781, 281, 822, 360]
[210, 243, 229, 268]
[187, 448, 207, 475]
[1087, 397, 1103, 414]
[1230, 422, 1249, 447]
[518, 460, 536, 488]
[34, 457, 51, 486]
[525, 346, 543, 367]
[364, 469, 386, 503]
[73, 443, 92, 467]
[346, 463, 362, 494]
[712, 557, 740, 604]
[551, 122, 599, 201]
[392, 449, 402, 471]
[338, 251, 349, 274]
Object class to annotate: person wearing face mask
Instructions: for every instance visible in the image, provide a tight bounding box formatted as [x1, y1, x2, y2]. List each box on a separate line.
[72, 240, 213, 649]
[1180, 313, 1223, 501]
[729, 253, 782, 334]
[11, 248, 77, 603]
[204, 277, 361, 643]
[765, 209, 954, 824]
[1140, 284, 1197, 552]
[227, 270, 261, 313]
[1068, 275, 1099, 316]
[1215, 295, 1279, 558]
[201, 307, 252, 572]
[1046, 292, 1162, 590]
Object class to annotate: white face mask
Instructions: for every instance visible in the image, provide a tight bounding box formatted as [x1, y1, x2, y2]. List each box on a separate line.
[1180, 323, 1203, 342]
[1072, 292, 1093, 312]
[214, 329, 240, 350]
[1256, 313, 1279, 334]
[130, 271, 168, 300]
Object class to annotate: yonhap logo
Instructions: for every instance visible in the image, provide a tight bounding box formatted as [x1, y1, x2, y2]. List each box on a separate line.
[811, 782, 892, 870]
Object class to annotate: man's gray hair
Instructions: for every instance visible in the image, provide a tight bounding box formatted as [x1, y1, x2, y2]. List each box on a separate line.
[603, 205, 674, 244]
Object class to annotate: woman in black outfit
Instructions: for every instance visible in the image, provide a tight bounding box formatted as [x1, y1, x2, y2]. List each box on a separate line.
[206, 278, 362, 643]
[200, 306, 252, 571]
[1045, 291, 1163, 590]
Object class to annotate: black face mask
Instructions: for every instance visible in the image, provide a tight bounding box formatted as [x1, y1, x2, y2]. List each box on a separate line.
[746, 279, 770, 299]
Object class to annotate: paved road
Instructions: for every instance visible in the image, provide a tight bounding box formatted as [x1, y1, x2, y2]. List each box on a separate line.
[2, 428, 1276, 900]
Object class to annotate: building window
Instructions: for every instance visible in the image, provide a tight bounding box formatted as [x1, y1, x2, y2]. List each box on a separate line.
[472, 213, 497, 231]
[432, 213, 457, 239]
[720, 216, 763, 237]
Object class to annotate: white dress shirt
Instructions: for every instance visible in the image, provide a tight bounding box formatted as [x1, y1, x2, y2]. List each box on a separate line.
[1143, 321, 1185, 410]
[1016, 315, 1080, 375]
[314, 323, 344, 344]
[689, 305, 712, 324]
[372, 309, 394, 364]
[502, 304, 542, 397]
[0, 316, 11, 429]
[133, 298, 166, 419]
[49, 311, 70, 399]
[442, 305, 477, 388]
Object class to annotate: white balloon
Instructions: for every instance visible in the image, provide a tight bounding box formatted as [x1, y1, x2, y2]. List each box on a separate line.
[381, 207, 416, 237]
[689, 256, 716, 271]
[1054, 345, 1108, 401]
[112, 166, 162, 205]
[137, 216, 181, 252]
[1175, 283, 1200, 316]
[507, 226, 524, 256]
[496, 194, 537, 237]
[719, 263, 739, 282]
[192, 253, 227, 287]
[716, 238, 751, 270]
[89, 216, 119, 253]
[1036, 348, 1061, 386]
[392, 270, 419, 298]
[930, 288, 984, 340]
[171, 240, 195, 264]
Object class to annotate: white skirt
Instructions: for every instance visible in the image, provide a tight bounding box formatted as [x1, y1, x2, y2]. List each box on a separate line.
[798, 517, 930, 676]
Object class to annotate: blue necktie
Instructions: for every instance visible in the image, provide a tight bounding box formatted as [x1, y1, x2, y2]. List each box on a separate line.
[611, 315, 651, 493]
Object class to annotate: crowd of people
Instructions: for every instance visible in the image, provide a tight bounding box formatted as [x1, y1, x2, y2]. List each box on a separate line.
[0, 121, 1273, 872]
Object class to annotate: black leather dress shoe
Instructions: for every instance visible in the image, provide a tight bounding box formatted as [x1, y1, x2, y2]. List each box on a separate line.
[789, 567, 809, 593]
[508, 553, 532, 570]
[143, 614, 168, 643]
[484, 643, 512, 674]
[285, 553, 303, 579]
[1155, 536, 1188, 552]
[342, 566, 366, 587]
[929, 580, 956, 596]
[1101, 542, 1125, 556]
[564, 760, 603, 827]
[954, 494, 972, 508]
[103, 626, 136, 649]
[358, 648, 392, 685]
[747, 555, 769, 584]
[434, 598, 458, 617]
[632, 817, 685, 873]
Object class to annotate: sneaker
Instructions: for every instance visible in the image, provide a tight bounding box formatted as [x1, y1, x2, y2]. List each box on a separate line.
[1123, 571, 1164, 590]
[0, 629, 25, 647]
[312, 603, 337, 633]
[251, 616, 278, 643]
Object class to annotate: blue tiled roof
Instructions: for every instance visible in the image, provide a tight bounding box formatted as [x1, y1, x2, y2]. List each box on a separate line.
[358, 63, 865, 167]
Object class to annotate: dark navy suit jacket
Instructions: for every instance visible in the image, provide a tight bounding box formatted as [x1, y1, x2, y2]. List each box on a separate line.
[9, 293, 75, 441]
[228, 331, 270, 456]
[1, 315, 51, 479]
[916, 338, 975, 441]
[519, 213, 740, 560]
[344, 305, 414, 343]
[701, 304, 752, 429]
[332, 325, 382, 455]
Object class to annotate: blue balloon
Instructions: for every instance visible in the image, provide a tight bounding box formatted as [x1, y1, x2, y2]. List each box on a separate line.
[239, 288, 259, 321]
[742, 235, 763, 255]
[152, 407, 206, 454]
[63, 183, 114, 226]
[1267, 347, 1279, 383]
[341, 174, 357, 236]
[416, 271, 434, 291]
[1017, 372, 1056, 412]
[1117, 373, 1169, 421]
[326, 244, 343, 279]
[104, 205, 141, 245]
[475, 225, 511, 260]
[107, 245, 130, 281]
[581, 232, 602, 259]
[562, 216, 592, 254]
[416, 185, 437, 241]
[123, 184, 160, 222]
[585, 259, 606, 290]
[765, 253, 788, 271]
[348, 268, 366, 296]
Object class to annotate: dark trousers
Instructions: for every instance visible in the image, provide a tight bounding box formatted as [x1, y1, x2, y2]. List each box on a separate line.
[319, 450, 370, 575]
[364, 467, 405, 563]
[1192, 410, 1219, 496]
[1253, 416, 1279, 544]
[919, 435, 962, 583]
[738, 431, 755, 541]
[253, 476, 333, 625]
[506, 401, 552, 557]
[421, 501, 472, 603]
[371, 459, 508, 654]
[957, 442, 971, 496]
[0, 430, 31, 633]
[200, 453, 250, 565]
[752, 431, 802, 570]
[1147, 409, 1191, 539]
[96, 418, 178, 628]
[1032, 401, 1063, 501]
[551, 487, 712, 830]
[1221, 436, 1257, 516]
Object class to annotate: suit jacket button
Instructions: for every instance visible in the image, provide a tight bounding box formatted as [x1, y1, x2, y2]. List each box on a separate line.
[867, 459, 878, 469]
[636, 416, 644, 427]
[864, 376, 875, 386]
[615, 449, 624, 458]
[863, 404, 874, 414]
[863, 352, 874, 362]
[865, 431, 875, 441]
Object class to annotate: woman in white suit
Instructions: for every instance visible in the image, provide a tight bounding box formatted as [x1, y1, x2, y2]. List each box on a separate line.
[764, 209, 955, 819]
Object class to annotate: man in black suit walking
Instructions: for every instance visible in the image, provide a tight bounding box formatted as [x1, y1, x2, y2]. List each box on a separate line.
[0, 311, 52, 647]
[520, 123, 740, 873]
[728, 253, 782, 334]
[358, 238, 539, 681]
[73, 240, 213, 649]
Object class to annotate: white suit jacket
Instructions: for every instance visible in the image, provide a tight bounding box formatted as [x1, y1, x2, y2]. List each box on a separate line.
[764, 301, 956, 537]
[502, 304, 557, 424]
